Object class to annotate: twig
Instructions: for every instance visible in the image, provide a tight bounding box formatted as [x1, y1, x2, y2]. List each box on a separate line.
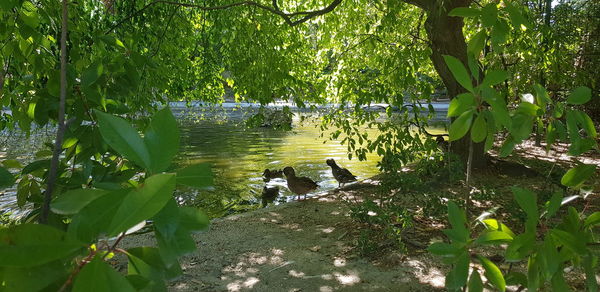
[105, 0, 343, 33]
[40, 0, 69, 224]
[58, 247, 96, 292]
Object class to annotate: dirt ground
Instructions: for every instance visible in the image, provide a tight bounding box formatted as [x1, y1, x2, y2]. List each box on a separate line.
[121, 141, 600, 292]
[123, 183, 448, 292]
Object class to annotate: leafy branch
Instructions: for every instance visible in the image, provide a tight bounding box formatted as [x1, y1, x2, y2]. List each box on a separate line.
[106, 0, 343, 33]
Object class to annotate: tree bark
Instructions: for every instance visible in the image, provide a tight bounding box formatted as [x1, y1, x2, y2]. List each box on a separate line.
[410, 0, 487, 169]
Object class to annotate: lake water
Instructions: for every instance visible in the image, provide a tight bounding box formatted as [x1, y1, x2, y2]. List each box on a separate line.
[0, 104, 448, 219]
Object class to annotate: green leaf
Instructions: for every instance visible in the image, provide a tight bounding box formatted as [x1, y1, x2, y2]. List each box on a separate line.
[0, 166, 15, 189]
[568, 138, 596, 156]
[482, 219, 516, 238]
[566, 86, 592, 105]
[2, 159, 23, 169]
[505, 3, 529, 28]
[506, 232, 536, 262]
[550, 229, 586, 255]
[483, 111, 496, 152]
[511, 187, 538, 231]
[527, 257, 540, 291]
[505, 271, 528, 287]
[144, 107, 180, 174]
[545, 191, 563, 219]
[446, 252, 470, 290]
[95, 110, 151, 169]
[499, 136, 516, 157]
[152, 200, 194, 266]
[443, 55, 474, 93]
[584, 212, 600, 227]
[550, 270, 570, 292]
[428, 242, 461, 257]
[176, 163, 213, 188]
[561, 164, 596, 187]
[471, 114, 487, 143]
[467, 54, 480, 82]
[475, 230, 513, 245]
[81, 62, 104, 87]
[21, 159, 50, 174]
[539, 236, 559, 279]
[481, 88, 510, 128]
[533, 84, 551, 107]
[510, 113, 533, 141]
[0, 224, 83, 267]
[0, 0, 19, 10]
[72, 256, 135, 292]
[127, 247, 181, 281]
[179, 207, 209, 232]
[477, 255, 506, 291]
[108, 173, 176, 236]
[515, 102, 540, 116]
[491, 19, 510, 49]
[574, 110, 597, 138]
[481, 3, 498, 28]
[449, 110, 474, 142]
[481, 70, 508, 88]
[51, 189, 108, 215]
[1, 260, 67, 292]
[448, 93, 476, 118]
[583, 255, 599, 291]
[546, 122, 557, 151]
[468, 30, 487, 57]
[68, 189, 128, 243]
[448, 7, 481, 17]
[468, 269, 484, 292]
[447, 201, 469, 242]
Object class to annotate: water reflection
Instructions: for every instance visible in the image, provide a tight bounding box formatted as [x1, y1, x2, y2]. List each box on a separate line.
[0, 105, 448, 220]
[174, 110, 383, 217]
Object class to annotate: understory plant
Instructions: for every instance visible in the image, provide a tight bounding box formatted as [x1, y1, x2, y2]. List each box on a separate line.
[0, 108, 213, 291]
[427, 5, 599, 289]
[429, 187, 599, 291]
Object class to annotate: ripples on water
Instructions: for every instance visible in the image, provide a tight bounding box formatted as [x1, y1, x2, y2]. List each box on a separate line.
[0, 105, 448, 220]
[174, 107, 384, 217]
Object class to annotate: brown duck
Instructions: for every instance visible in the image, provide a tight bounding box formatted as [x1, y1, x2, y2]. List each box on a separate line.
[326, 159, 357, 187]
[263, 168, 284, 182]
[261, 186, 279, 207]
[282, 166, 318, 200]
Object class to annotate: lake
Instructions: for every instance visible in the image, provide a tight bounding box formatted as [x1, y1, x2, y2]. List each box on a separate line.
[0, 103, 448, 219]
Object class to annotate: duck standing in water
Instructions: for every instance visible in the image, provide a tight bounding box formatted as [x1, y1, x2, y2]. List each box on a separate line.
[261, 186, 279, 207]
[263, 168, 284, 182]
[326, 159, 357, 187]
[282, 166, 318, 200]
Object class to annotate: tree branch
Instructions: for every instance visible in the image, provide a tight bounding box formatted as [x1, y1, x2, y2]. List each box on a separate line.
[0, 57, 11, 97]
[402, 0, 431, 11]
[40, 0, 69, 224]
[106, 0, 343, 33]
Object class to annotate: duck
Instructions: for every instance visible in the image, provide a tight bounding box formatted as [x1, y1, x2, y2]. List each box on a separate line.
[326, 159, 357, 187]
[263, 168, 284, 182]
[282, 166, 318, 200]
[261, 186, 279, 207]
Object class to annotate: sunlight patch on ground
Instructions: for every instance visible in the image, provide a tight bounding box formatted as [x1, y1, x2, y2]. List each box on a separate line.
[406, 259, 445, 288]
[226, 277, 260, 292]
[319, 226, 335, 233]
[333, 270, 361, 285]
[319, 286, 334, 292]
[333, 257, 347, 267]
[289, 269, 305, 278]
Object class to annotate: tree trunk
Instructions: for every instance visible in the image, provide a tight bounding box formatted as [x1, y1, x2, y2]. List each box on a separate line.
[410, 0, 487, 169]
